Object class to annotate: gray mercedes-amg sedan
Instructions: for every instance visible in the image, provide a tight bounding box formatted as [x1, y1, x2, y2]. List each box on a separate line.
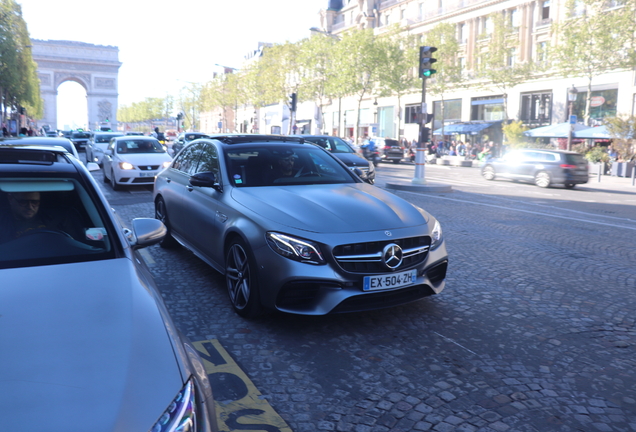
[153, 134, 448, 318]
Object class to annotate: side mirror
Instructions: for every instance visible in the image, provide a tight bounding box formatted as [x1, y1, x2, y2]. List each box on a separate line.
[190, 171, 222, 192]
[129, 218, 166, 248]
[352, 167, 372, 183]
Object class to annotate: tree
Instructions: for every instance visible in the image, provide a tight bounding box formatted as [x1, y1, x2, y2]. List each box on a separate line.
[551, 0, 636, 124]
[375, 25, 419, 141]
[502, 120, 530, 148]
[338, 28, 383, 143]
[300, 33, 339, 134]
[475, 12, 533, 120]
[604, 115, 636, 162]
[0, 0, 41, 119]
[421, 22, 463, 138]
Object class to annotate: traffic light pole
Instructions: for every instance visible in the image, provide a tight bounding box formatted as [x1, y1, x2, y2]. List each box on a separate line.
[412, 77, 428, 185]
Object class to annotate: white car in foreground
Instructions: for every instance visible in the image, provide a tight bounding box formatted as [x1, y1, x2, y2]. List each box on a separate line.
[103, 136, 172, 190]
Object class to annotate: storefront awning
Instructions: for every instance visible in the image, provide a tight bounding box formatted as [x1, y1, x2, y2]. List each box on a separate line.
[433, 121, 499, 135]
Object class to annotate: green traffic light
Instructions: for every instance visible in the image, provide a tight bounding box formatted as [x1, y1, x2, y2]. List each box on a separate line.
[423, 69, 437, 77]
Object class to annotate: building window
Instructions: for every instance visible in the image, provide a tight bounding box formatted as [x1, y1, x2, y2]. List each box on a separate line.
[508, 48, 517, 66]
[471, 96, 505, 121]
[536, 41, 548, 64]
[405, 104, 421, 124]
[520, 92, 552, 125]
[510, 9, 520, 29]
[572, 89, 618, 124]
[571, 0, 586, 17]
[433, 99, 462, 126]
[483, 16, 493, 36]
[459, 57, 466, 74]
[458, 23, 467, 44]
[541, 1, 550, 20]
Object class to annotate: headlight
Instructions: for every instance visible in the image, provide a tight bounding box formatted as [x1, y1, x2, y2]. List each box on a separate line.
[266, 232, 325, 264]
[150, 379, 197, 432]
[162, 161, 171, 168]
[119, 161, 134, 170]
[430, 219, 443, 250]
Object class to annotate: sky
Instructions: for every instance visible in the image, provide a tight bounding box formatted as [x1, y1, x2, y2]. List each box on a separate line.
[18, 0, 327, 129]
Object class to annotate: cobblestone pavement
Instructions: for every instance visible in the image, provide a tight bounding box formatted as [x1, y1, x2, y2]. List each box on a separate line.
[111, 169, 636, 432]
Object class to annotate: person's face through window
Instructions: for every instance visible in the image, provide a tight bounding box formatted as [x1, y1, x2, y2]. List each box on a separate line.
[8, 192, 41, 220]
[277, 155, 295, 175]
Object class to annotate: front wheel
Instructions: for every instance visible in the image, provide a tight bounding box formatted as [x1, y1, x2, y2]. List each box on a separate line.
[111, 169, 122, 191]
[482, 165, 496, 180]
[154, 197, 179, 248]
[225, 238, 262, 318]
[535, 171, 551, 188]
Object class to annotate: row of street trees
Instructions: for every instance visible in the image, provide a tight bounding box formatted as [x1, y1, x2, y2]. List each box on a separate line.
[0, 0, 41, 124]
[120, 0, 636, 143]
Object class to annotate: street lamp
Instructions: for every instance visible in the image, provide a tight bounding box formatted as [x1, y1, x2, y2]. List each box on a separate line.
[567, 85, 578, 151]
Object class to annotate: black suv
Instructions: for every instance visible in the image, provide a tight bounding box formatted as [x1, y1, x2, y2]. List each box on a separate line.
[70, 131, 91, 150]
[292, 134, 375, 183]
[481, 149, 589, 188]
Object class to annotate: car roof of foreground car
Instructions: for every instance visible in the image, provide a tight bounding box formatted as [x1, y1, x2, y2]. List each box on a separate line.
[0, 145, 81, 171]
[0, 138, 80, 160]
[205, 133, 307, 145]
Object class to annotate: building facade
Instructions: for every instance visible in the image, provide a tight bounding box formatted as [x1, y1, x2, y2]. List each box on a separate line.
[313, 0, 634, 145]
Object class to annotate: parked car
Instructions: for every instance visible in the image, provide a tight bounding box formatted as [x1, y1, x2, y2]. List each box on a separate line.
[171, 132, 210, 156]
[481, 148, 589, 188]
[0, 136, 80, 160]
[102, 136, 172, 190]
[0, 145, 218, 432]
[292, 134, 376, 184]
[70, 130, 92, 150]
[376, 137, 407, 163]
[86, 131, 125, 166]
[154, 134, 448, 318]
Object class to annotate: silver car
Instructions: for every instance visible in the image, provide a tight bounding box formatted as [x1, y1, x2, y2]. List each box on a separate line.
[153, 134, 448, 318]
[0, 145, 218, 432]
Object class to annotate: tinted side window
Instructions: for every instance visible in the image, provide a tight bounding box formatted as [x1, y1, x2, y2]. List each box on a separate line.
[197, 144, 220, 180]
[172, 143, 203, 175]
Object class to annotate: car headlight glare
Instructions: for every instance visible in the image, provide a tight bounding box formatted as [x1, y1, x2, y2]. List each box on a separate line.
[150, 378, 197, 432]
[119, 161, 134, 170]
[163, 161, 171, 168]
[267, 232, 325, 264]
[430, 219, 443, 250]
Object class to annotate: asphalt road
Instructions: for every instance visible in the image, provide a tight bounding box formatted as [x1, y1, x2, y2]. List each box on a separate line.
[94, 157, 636, 432]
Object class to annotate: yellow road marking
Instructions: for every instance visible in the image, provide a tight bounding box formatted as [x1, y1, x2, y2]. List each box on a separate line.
[194, 339, 292, 432]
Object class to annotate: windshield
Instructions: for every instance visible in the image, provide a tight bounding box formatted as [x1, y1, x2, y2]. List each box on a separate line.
[0, 178, 116, 269]
[71, 132, 91, 139]
[116, 139, 166, 154]
[302, 137, 355, 154]
[95, 134, 123, 143]
[225, 145, 357, 187]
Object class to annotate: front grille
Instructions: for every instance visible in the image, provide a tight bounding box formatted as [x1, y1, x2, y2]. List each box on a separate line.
[333, 236, 430, 273]
[331, 285, 435, 313]
[132, 177, 154, 183]
[138, 165, 160, 170]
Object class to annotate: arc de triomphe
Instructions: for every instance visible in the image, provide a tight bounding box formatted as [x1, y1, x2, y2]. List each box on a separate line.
[31, 39, 121, 131]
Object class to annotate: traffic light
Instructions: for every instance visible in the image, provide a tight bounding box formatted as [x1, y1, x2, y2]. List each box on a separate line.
[420, 113, 434, 124]
[420, 127, 431, 143]
[419, 46, 438, 78]
[289, 93, 297, 112]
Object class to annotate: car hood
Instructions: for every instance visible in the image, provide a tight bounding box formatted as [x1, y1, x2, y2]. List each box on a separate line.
[0, 259, 183, 432]
[119, 153, 172, 165]
[334, 153, 369, 167]
[231, 183, 428, 233]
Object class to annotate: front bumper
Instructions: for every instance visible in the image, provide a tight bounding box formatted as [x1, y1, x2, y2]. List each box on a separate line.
[253, 231, 448, 315]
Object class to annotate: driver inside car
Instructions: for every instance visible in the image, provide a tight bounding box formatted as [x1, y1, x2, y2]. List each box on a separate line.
[270, 151, 299, 182]
[0, 191, 83, 243]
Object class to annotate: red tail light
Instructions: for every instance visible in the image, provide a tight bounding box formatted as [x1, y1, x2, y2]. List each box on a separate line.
[560, 164, 577, 169]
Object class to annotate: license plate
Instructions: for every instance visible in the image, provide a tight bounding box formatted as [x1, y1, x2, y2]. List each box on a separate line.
[139, 171, 157, 177]
[363, 269, 417, 291]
